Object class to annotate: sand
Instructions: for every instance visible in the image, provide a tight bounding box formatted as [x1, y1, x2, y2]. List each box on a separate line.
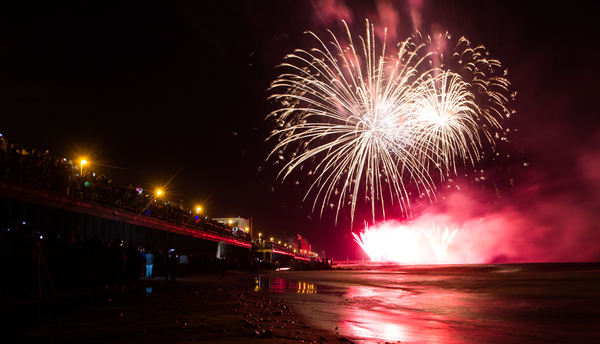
[5, 263, 600, 343]
[6, 271, 351, 344]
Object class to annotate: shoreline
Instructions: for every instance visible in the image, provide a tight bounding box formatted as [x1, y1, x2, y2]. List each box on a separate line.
[9, 263, 599, 343]
[6, 271, 354, 344]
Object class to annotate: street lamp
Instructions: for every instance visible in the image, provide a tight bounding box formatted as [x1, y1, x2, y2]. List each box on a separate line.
[258, 233, 262, 242]
[80, 159, 87, 176]
[196, 206, 201, 214]
[157, 190, 162, 198]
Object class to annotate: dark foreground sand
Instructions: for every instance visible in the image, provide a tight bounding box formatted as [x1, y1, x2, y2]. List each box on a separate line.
[4, 272, 348, 344]
[5, 263, 600, 343]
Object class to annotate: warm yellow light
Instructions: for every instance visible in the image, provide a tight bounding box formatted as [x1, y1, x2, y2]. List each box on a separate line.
[80, 159, 87, 175]
[259, 233, 262, 237]
[270, 237, 274, 242]
[196, 207, 201, 213]
[157, 190, 162, 197]
[278, 241, 281, 244]
[245, 227, 249, 232]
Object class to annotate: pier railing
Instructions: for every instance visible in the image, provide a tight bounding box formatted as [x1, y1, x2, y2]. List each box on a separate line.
[0, 150, 250, 244]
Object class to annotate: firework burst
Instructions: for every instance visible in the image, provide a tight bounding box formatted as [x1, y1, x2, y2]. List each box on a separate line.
[267, 19, 510, 224]
[352, 223, 422, 263]
[422, 224, 459, 260]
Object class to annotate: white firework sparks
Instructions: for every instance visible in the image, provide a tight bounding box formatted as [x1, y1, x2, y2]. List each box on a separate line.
[423, 224, 459, 260]
[267, 19, 510, 224]
[352, 223, 422, 263]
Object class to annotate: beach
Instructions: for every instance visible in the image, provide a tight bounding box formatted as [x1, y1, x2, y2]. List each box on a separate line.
[4, 263, 600, 343]
[4, 271, 346, 344]
[269, 264, 600, 343]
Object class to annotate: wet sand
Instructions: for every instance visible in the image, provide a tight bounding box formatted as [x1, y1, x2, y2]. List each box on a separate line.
[4, 263, 600, 343]
[4, 272, 345, 344]
[264, 263, 600, 343]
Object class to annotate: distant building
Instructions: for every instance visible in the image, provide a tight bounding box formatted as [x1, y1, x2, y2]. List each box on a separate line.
[277, 232, 311, 254]
[277, 231, 298, 251]
[298, 237, 311, 254]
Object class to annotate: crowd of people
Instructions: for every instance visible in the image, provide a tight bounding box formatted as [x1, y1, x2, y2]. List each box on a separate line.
[289, 258, 332, 271]
[0, 221, 252, 297]
[0, 133, 249, 241]
[0, 133, 328, 298]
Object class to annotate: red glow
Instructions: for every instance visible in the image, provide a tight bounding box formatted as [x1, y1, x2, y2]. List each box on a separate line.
[353, 223, 427, 263]
[353, 163, 600, 264]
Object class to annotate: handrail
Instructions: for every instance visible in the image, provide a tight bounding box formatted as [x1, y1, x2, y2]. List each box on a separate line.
[0, 149, 251, 244]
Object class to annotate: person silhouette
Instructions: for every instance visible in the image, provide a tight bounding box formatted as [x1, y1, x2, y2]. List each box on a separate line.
[165, 249, 178, 282]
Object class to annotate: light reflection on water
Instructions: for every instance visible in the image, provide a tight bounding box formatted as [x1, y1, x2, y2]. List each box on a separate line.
[253, 265, 600, 343]
[256, 274, 461, 342]
[254, 276, 316, 293]
[339, 284, 469, 343]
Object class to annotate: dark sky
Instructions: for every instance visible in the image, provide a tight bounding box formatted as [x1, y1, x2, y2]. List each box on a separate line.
[2, 1, 600, 261]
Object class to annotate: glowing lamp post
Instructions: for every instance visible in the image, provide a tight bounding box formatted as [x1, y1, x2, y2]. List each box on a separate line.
[80, 159, 87, 176]
[192, 206, 202, 227]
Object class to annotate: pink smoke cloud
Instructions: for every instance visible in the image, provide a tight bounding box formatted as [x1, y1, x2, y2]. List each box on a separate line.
[311, 0, 353, 26]
[374, 0, 400, 43]
[354, 134, 600, 264]
[402, 145, 600, 263]
[407, 0, 423, 32]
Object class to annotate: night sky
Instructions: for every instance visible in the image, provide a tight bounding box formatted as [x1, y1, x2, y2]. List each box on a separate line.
[2, 1, 600, 261]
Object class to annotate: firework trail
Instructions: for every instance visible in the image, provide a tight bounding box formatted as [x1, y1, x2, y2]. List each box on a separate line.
[267, 19, 510, 224]
[422, 224, 459, 260]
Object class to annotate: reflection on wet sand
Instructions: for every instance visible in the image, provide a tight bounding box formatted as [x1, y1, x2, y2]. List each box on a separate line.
[340, 285, 491, 343]
[144, 287, 153, 295]
[259, 263, 600, 343]
[255, 276, 316, 293]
